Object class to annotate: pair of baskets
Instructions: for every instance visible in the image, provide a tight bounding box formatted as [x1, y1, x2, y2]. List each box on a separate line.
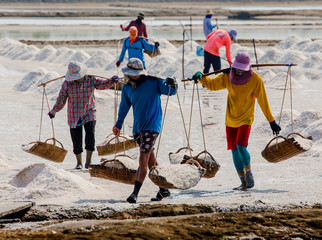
[89, 155, 137, 185]
[96, 134, 138, 156]
[22, 137, 68, 163]
[169, 147, 220, 178]
[262, 133, 313, 163]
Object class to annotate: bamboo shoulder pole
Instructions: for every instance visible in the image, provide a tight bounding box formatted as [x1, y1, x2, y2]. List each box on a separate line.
[38, 76, 65, 87]
[181, 64, 297, 82]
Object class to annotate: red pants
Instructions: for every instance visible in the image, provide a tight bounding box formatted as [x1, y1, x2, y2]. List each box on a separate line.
[226, 125, 251, 150]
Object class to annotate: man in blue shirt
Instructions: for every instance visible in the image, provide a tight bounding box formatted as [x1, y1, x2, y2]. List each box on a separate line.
[112, 58, 177, 203]
[203, 9, 217, 38]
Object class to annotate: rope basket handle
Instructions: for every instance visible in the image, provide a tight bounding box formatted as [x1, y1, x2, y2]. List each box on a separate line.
[264, 135, 290, 151]
[194, 150, 215, 163]
[175, 147, 193, 154]
[100, 159, 128, 170]
[115, 154, 133, 160]
[184, 159, 202, 169]
[44, 137, 65, 149]
[287, 132, 312, 140]
[106, 134, 129, 145]
[149, 165, 160, 176]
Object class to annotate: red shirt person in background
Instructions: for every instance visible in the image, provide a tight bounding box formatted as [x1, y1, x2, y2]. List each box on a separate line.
[120, 12, 148, 39]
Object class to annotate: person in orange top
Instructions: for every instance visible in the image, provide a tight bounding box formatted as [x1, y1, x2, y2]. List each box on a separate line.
[191, 52, 281, 191]
[203, 29, 237, 73]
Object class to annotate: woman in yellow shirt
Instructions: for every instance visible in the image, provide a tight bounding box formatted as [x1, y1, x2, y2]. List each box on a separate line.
[192, 52, 281, 190]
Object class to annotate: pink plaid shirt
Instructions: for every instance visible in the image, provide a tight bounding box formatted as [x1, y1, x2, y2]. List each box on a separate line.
[50, 75, 114, 128]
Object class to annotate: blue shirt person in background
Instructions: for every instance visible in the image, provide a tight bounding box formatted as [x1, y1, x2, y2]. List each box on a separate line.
[112, 58, 177, 204]
[203, 9, 217, 38]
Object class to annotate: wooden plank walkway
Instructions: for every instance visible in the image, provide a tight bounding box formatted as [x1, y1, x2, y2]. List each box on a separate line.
[0, 201, 35, 219]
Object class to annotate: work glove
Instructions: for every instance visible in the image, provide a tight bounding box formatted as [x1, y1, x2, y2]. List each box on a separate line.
[165, 77, 177, 88]
[222, 67, 231, 74]
[111, 75, 119, 83]
[48, 112, 55, 119]
[116, 60, 121, 67]
[155, 42, 160, 48]
[191, 71, 203, 84]
[269, 120, 281, 136]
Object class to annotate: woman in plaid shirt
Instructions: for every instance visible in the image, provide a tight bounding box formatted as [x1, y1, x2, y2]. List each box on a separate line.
[49, 62, 117, 169]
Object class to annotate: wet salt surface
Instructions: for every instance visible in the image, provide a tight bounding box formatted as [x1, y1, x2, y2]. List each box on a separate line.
[0, 35, 321, 222]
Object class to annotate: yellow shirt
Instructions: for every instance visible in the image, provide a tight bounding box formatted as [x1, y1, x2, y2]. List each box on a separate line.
[200, 71, 275, 127]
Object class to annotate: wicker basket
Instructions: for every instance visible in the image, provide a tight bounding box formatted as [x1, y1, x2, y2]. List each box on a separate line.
[21, 138, 67, 163]
[89, 155, 137, 184]
[181, 150, 220, 178]
[144, 48, 161, 58]
[96, 134, 138, 156]
[148, 160, 204, 190]
[169, 147, 194, 164]
[261, 133, 313, 163]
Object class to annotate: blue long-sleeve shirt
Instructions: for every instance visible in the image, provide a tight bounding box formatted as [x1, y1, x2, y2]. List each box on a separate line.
[118, 37, 156, 68]
[115, 76, 177, 134]
[203, 15, 217, 38]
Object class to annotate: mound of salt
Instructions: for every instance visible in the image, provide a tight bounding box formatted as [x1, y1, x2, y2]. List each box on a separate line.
[38, 72, 62, 95]
[258, 69, 277, 84]
[293, 39, 312, 51]
[46, 47, 69, 62]
[302, 54, 321, 68]
[266, 72, 302, 90]
[303, 40, 322, 52]
[158, 39, 177, 52]
[259, 48, 284, 63]
[14, 67, 49, 91]
[33, 45, 57, 62]
[0, 38, 23, 55]
[53, 49, 76, 64]
[85, 50, 115, 68]
[303, 119, 322, 143]
[9, 163, 104, 199]
[150, 164, 203, 190]
[277, 35, 302, 50]
[278, 50, 306, 65]
[173, 57, 203, 80]
[16, 45, 40, 61]
[64, 50, 90, 64]
[303, 71, 322, 81]
[176, 40, 200, 55]
[147, 55, 176, 76]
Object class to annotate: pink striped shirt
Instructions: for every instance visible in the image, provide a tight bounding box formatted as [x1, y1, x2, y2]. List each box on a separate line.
[50, 75, 114, 128]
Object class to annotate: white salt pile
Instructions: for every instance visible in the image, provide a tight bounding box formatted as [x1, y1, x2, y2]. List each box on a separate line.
[294, 39, 312, 51]
[100, 156, 138, 170]
[33, 45, 56, 62]
[85, 50, 115, 68]
[169, 148, 195, 164]
[278, 50, 306, 65]
[265, 72, 302, 89]
[293, 135, 313, 151]
[9, 163, 105, 200]
[66, 50, 90, 64]
[277, 35, 301, 49]
[150, 164, 203, 190]
[147, 55, 176, 77]
[303, 40, 322, 52]
[259, 47, 284, 63]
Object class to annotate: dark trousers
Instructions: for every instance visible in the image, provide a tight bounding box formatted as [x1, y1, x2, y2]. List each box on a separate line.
[203, 51, 221, 73]
[70, 121, 96, 155]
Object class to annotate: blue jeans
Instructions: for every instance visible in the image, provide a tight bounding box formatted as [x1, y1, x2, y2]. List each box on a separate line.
[203, 51, 221, 73]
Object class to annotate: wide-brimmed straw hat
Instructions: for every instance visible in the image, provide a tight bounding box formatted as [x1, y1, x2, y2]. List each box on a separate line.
[232, 52, 251, 71]
[122, 58, 147, 76]
[65, 61, 87, 82]
[206, 9, 214, 15]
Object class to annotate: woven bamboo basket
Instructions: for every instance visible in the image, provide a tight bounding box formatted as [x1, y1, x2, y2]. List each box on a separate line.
[21, 137, 67, 163]
[169, 147, 194, 164]
[144, 48, 161, 58]
[96, 134, 138, 156]
[261, 133, 313, 163]
[148, 159, 204, 190]
[89, 155, 137, 184]
[181, 150, 220, 178]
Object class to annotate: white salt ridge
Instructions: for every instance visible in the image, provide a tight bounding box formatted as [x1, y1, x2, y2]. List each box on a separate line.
[33, 45, 56, 62]
[53, 49, 76, 64]
[14, 67, 49, 91]
[0, 38, 23, 56]
[278, 50, 306, 65]
[16, 45, 40, 61]
[176, 40, 200, 55]
[158, 39, 177, 52]
[65, 50, 90, 65]
[258, 69, 277, 84]
[9, 163, 105, 200]
[293, 39, 312, 51]
[169, 149, 195, 164]
[259, 47, 284, 63]
[265, 72, 302, 89]
[277, 35, 302, 49]
[173, 57, 203, 80]
[304, 40, 322, 52]
[46, 47, 69, 62]
[85, 50, 115, 68]
[301, 54, 321, 68]
[151, 164, 203, 190]
[147, 55, 176, 77]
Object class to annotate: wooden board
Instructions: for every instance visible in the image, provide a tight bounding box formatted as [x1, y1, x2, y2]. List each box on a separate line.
[0, 201, 35, 219]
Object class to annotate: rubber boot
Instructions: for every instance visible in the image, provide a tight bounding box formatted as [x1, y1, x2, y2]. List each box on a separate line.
[75, 153, 82, 169]
[85, 150, 93, 169]
[246, 170, 255, 189]
[233, 175, 247, 191]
